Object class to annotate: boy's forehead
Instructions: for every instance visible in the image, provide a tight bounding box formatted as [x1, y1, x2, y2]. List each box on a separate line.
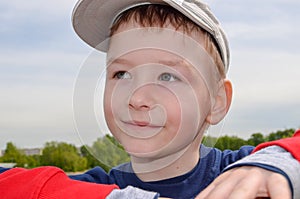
[106, 27, 220, 89]
[107, 27, 217, 65]
[107, 27, 207, 63]
[108, 28, 214, 63]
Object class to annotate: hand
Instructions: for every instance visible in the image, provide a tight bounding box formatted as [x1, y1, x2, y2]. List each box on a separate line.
[195, 166, 291, 199]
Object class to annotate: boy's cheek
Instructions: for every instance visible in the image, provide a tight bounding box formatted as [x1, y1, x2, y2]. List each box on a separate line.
[103, 87, 116, 125]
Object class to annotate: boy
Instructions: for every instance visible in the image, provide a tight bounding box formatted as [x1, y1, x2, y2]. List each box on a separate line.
[71, 0, 300, 198]
[1, 0, 300, 198]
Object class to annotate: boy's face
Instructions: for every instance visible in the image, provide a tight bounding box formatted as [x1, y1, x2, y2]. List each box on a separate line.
[103, 23, 225, 158]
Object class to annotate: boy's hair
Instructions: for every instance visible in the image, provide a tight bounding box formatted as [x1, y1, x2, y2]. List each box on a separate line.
[110, 4, 225, 78]
[72, 0, 230, 77]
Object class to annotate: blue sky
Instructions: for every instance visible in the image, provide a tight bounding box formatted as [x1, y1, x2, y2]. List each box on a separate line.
[0, 0, 299, 149]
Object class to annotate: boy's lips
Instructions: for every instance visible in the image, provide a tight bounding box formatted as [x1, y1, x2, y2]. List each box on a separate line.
[122, 120, 163, 128]
[118, 120, 164, 138]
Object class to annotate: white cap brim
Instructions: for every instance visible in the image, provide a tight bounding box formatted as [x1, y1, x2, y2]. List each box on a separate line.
[72, 0, 230, 72]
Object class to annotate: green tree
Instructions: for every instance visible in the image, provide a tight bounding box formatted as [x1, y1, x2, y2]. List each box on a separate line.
[0, 142, 27, 167]
[247, 133, 265, 146]
[40, 142, 87, 172]
[88, 135, 130, 170]
[202, 136, 218, 148]
[80, 145, 110, 172]
[266, 129, 294, 141]
[25, 155, 41, 168]
[214, 136, 247, 151]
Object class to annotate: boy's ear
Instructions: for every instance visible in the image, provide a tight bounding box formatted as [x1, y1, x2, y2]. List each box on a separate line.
[206, 80, 233, 125]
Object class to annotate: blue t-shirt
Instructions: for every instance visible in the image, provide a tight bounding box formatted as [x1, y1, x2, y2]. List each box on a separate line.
[70, 145, 255, 198]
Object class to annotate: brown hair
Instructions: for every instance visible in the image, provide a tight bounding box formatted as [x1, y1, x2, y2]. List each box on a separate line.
[110, 4, 225, 78]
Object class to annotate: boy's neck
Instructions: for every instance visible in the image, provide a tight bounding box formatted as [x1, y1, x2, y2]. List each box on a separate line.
[131, 132, 203, 182]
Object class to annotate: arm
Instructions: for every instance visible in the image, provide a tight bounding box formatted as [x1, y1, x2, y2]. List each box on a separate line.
[0, 167, 161, 199]
[253, 129, 300, 160]
[197, 130, 300, 199]
[0, 166, 118, 199]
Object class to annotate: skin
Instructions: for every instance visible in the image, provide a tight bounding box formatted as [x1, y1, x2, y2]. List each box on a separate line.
[104, 48, 212, 180]
[103, 21, 291, 198]
[195, 166, 291, 199]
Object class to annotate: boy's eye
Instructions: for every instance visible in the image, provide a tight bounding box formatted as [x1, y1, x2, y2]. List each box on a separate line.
[159, 73, 180, 82]
[113, 71, 131, 79]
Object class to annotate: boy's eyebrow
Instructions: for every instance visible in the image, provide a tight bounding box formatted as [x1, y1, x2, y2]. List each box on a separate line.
[106, 57, 132, 66]
[158, 59, 184, 67]
[107, 57, 184, 66]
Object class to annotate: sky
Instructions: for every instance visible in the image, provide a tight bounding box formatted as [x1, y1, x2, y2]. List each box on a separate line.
[0, 0, 299, 150]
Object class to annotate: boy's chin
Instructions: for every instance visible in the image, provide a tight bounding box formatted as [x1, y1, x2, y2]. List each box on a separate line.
[124, 142, 187, 161]
[125, 145, 167, 159]
[116, 134, 173, 158]
[122, 143, 169, 159]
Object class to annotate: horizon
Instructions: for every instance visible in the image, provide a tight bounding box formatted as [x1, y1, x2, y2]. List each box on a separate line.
[0, 127, 297, 151]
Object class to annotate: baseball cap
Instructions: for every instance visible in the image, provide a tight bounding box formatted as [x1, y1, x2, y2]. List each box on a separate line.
[72, 0, 230, 72]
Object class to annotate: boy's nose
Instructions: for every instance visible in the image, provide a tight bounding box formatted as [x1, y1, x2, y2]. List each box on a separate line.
[128, 85, 155, 111]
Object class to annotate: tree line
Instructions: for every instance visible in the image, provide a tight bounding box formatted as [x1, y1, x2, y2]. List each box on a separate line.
[0, 128, 295, 172]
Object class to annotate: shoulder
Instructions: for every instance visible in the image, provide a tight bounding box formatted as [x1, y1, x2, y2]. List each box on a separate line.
[109, 162, 139, 188]
[0, 167, 10, 174]
[109, 162, 133, 179]
[69, 166, 112, 184]
[0, 166, 119, 198]
[111, 162, 133, 173]
[200, 144, 254, 170]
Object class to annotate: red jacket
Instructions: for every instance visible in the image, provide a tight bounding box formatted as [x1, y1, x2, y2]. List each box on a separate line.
[0, 166, 118, 199]
[0, 130, 299, 199]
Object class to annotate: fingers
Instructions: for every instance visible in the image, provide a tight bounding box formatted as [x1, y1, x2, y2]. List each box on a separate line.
[195, 166, 291, 199]
[197, 167, 264, 199]
[224, 169, 264, 199]
[267, 173, 291, 199]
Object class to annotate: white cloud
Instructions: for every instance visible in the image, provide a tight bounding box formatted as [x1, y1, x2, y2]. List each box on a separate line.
[0, 0, 77, 20]
[0, 83, 77, 149]
[224, 48, 300, 138]
[229, 50, 300, 100]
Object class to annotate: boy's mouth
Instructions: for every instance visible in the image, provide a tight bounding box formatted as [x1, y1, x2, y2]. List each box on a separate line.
[123, 120, 163, 128]
[118, 120, 164, 138]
